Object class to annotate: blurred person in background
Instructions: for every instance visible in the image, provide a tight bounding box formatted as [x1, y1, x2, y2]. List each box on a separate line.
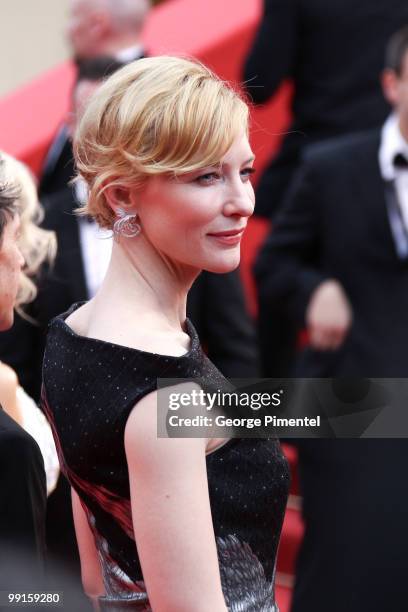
[67, 0, 151, 63]
[0, 152, 58, 498]
[0, 153, 46, 582]
[243, 0, 408, 219]
[244, 0, 408, 379]
[40, 0, 151, 199]
[0, 57, 126, 403]
[255, 25, 408, 612]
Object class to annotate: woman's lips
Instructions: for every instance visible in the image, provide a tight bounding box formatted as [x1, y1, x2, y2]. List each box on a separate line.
[207, 228, 245, 246]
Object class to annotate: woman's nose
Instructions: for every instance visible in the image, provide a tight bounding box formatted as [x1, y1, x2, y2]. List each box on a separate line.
[223, 185, 255, 218]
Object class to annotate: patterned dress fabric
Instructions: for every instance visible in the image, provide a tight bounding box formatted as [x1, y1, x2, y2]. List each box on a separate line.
[42, 303, 290, 611]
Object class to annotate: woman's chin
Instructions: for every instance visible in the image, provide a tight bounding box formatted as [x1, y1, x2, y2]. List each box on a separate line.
[203, 253, 241, 274]
[0, 309, 14, 332]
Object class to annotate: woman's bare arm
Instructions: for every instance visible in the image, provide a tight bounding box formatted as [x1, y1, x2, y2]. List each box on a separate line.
[0, 363, 22, 426]
[125, 387, 228, 612]
[71, 488, 105, 608]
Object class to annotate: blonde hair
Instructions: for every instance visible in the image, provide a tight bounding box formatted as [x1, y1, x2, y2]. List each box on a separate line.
[74, 55, 249, 229]
[0, 152, 57, 307]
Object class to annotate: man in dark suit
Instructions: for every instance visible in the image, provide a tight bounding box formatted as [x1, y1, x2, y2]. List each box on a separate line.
[40, 0, 150, 198]
[255, 26, 408, 611]
[243, 0, 408, 218]
[0, 58, 127, 405]
[0, 160, 46, 583]
[66, 0, 150, 64]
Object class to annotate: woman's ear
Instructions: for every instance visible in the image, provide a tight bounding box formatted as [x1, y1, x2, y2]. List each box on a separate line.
[104, 184, 138, 218]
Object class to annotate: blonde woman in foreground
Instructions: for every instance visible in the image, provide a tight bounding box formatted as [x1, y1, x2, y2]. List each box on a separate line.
[0, 152, 59, 496]
[42, 56, 290, 611]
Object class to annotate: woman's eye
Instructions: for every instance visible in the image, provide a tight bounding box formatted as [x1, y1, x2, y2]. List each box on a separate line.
[195, 172, 221, 185]
[241, 167, 256, 181]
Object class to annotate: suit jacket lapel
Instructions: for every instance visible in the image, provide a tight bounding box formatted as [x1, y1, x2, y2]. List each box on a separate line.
[60, 212, 89, 302]
[44, 188, 88, 301]
[349, 131, 399, 261]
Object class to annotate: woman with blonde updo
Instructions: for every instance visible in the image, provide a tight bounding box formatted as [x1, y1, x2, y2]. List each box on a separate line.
[0, 152, 59, 496]
[42, 56, 289, 611]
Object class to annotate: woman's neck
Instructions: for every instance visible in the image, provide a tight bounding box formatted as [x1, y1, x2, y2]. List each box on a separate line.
[94, 239, 199, 331]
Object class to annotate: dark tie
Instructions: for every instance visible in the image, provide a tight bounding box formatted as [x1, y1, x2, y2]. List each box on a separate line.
[393, 153, 408, 169]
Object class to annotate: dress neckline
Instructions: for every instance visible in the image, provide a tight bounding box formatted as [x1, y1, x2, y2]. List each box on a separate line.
[56, 302, 200, 361]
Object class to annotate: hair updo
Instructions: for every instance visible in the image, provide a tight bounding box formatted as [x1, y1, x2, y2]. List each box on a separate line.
[74, 55, 249, 229]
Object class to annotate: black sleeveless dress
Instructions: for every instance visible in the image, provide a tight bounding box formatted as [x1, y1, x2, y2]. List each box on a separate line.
[42, 303, 290, 612]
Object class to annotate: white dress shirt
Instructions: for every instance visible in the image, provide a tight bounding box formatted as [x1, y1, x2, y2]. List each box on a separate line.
[116, 45, 144, 62]
[379, 113, 408, 231]
[75, 179, 112, 298]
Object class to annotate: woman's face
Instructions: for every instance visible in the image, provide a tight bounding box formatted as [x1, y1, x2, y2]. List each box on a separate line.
[136, 133, 255, 274]
[0, 215, 24, 331]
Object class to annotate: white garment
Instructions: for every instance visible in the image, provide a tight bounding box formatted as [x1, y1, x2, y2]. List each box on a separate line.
[78, 219, 112, 298]
[17, 387, 60, 496]
[379, 113, 408, 231]
[116, 45, 144, 62]
[75, 179, 112, 298]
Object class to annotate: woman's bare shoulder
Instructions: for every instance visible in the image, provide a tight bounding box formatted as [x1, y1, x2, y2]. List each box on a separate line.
[0, 363, 21, 425]
[66, 303, 190, 357]
[124, 384, 207, 464]
[63, 302, 93, 336]
[0, 362, 18, 390]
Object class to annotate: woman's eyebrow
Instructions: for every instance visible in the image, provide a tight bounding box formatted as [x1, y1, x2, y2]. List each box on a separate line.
[221, 155, 256, 168]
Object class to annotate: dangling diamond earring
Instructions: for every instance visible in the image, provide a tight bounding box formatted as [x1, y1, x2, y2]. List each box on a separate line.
[113, 207, 141, 241]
